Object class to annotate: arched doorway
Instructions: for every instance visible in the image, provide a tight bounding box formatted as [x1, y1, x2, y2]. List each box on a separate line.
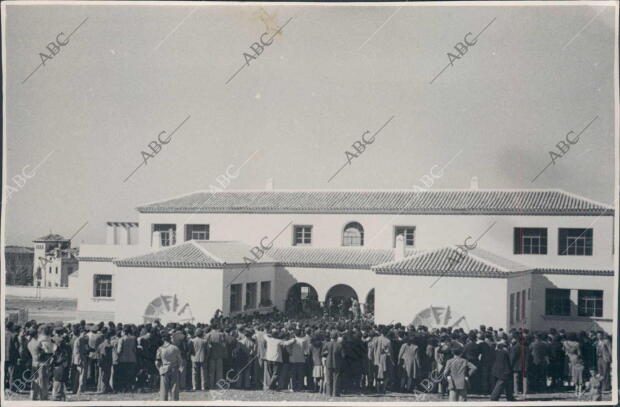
[365, 288, 375, 315]
[325, 284, 358, 318]
[285, 283, 320, 316]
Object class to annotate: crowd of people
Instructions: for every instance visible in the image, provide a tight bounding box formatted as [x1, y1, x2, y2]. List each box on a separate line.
[3, 308, 613, 402]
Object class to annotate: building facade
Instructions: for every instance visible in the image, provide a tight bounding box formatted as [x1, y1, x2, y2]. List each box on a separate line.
[74, 189, 615, 333]
[33, 234, 79, 288]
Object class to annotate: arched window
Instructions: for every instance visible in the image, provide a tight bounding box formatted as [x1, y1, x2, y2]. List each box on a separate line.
[343, 222, 364, 246]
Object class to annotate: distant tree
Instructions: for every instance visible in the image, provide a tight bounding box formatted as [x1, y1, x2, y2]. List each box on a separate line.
[4, 250, 34, 286]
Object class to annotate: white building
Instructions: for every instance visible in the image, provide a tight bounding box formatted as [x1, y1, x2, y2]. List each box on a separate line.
[74, 189, 615, 333]
[32, 234, 78, 288]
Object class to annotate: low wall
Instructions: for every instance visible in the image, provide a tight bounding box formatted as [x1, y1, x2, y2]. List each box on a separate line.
[5, 285, 77, 299]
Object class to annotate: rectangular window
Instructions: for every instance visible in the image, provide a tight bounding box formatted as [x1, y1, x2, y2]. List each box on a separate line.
[510, 293, 515, 324]
[559, 228, 593, 256]
[516, 293, 521, 322]
[260, 281, 272, 307]
[153, 224, 176, 247]
[578, 290, 603, 317]
[514, 228, 547, 254]
[293, 225, 312, 246]
[185, 224, 210, 241]
[245, 282, 257, 310]
[521, 290, 526, 320]
[93, 275, 112, 298]
[394, 226, 416, 247]
[55, 267, 58, 274]
[48, 266, 52, 274]
[545, 288, 571, 316]
[230, 284, 242, 312]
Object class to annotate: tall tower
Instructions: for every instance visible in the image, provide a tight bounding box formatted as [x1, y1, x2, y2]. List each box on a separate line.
[32, 234, 70, 287]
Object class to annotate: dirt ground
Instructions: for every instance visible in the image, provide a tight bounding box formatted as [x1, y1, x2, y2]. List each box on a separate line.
[6, 388, 613, 403]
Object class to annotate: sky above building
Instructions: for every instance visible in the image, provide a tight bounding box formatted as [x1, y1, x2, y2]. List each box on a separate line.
[3, 2, 618, 246]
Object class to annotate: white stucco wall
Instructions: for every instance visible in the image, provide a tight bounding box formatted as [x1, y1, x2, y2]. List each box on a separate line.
[75, 261, 118, 316]
[374, 274, 509, 330]
[529, 273, 614, 333]
[114, 267, 223, 324]
[138, 212, 614, 270]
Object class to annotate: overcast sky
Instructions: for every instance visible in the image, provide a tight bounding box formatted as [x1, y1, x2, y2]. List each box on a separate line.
[2, 2, 618, 246]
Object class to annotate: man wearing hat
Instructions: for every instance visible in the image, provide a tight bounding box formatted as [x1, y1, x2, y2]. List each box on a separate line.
[156, 332, 183, 401]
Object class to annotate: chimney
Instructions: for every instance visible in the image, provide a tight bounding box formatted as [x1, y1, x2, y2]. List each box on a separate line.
[470, 176, 479, 190]
[265, 178, 274, 191]
[394, 234, 405, 261]
[120, 225, 130, 246]
[106, 223, 116, 245]
[152, 231, 162, 250]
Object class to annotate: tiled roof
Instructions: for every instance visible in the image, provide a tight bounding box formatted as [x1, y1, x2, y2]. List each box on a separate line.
[193, 241, 275, 264]
[268, 247, 418, 269]
[372, 247, 529, 278]
[33, 233, 68, 242]
[78, 257, 115, 263]
[533, 268, 614, 276]
[115, 242, 222, 268]
[114, 241, 273, 268]
[106, 221, 138, 227]
[136, 189, 612, 216]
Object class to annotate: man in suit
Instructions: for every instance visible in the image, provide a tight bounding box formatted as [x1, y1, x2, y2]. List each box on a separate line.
[462, 334, 481, 393]
[490, 341, 515, 401]
[171, 327, 188, 390]
[72, 327, 90, 394]
[87, 325, 104, 387]
[596, 332, 612, 391]
[156, 333, 183, 401]
[528, 334, 549, 392]
[369, 327, 393, 394]
[253, 325, 268, 389]
[509, 335, 528, 396]
[189, 328, 209, 391]
[205, 324, 227, 389]
[287, 329, 309, 391]
[116, 325, 138, 392]
[322, 331, 344, 397]
[444, 343, 478, 401]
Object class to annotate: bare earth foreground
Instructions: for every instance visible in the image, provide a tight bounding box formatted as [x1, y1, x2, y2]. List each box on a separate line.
[5, 389, 612, 403]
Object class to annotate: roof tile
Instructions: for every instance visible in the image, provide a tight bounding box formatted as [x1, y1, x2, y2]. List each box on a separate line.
[136, 190, 612, 216]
